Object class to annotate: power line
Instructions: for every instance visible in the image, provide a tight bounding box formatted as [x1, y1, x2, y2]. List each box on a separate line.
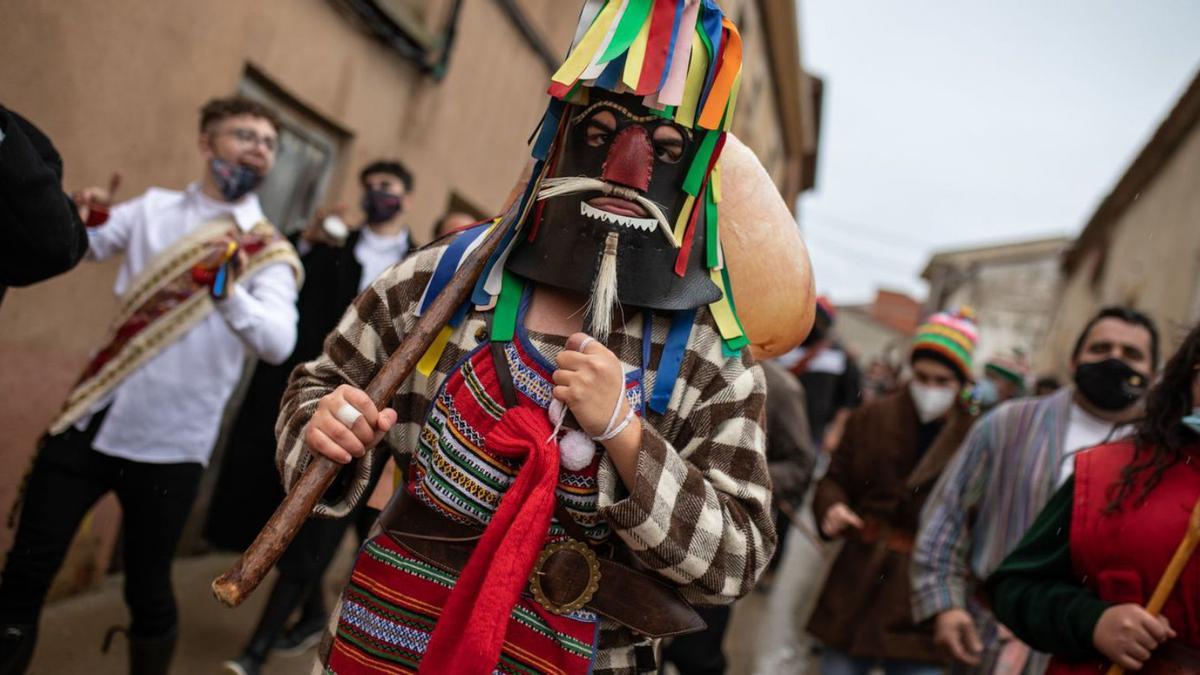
[803, 228, 925, 275]
[805, 231, 924, 280]
[803, 208, 935, 251]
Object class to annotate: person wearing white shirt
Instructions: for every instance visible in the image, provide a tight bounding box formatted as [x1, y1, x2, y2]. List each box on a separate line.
[0, 97, 300, 675]
[209, 160, 416, 675]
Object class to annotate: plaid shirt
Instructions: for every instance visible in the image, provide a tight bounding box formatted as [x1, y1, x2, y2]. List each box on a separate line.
[275, 241, 775, 673]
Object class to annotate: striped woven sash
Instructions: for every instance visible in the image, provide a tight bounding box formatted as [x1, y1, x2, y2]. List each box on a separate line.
[47, 216, 302, 434]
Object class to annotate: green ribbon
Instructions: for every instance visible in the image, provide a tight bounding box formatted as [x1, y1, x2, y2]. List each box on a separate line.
[705, 188, 719, 269]
[720, 265, 749, 356]
[683, 130, 718, 196]
[598, 0, 653, 64]
[490, 271, 523, 342]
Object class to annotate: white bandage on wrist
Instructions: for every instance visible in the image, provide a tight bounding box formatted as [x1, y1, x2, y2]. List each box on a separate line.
[592, 405, 634, 442]
[335, 402, 363, 428]
[591, 381, 635, 442]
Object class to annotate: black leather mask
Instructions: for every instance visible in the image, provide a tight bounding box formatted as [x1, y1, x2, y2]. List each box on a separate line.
[506, 90, 722, 311]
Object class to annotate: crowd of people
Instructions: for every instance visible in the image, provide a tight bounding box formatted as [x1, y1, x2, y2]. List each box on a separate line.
[2, 1, 1199, 674]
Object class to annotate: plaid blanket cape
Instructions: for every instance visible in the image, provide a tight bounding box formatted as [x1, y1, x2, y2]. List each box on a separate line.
[276, 239, 774, 673]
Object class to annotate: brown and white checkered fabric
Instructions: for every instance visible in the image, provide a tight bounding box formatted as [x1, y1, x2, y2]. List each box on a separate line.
[275, 242, 775, 673]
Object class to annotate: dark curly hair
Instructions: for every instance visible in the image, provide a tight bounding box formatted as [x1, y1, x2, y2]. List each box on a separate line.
[360, 160, 414, 193]
[1073, 305, 1160, 368]
[1106, 321, 1200, 511]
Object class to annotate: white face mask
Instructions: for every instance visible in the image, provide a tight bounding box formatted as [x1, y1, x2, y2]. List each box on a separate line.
[910, 381, 958, 423]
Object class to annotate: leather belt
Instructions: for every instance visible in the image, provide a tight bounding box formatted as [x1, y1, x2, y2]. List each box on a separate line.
[857, 519, 915, 554]
[379, 490, 706, 639]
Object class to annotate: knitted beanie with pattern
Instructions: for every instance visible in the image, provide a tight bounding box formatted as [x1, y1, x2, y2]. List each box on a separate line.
[911, 308, 978, 383]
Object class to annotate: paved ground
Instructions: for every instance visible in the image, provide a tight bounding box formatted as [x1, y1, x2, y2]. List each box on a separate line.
[722, 509, 838, 675]
[31, 513, 837, 674]
[28, 548, 355, 675]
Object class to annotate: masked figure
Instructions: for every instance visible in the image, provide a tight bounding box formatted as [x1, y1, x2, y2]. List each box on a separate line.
[273, 2, 812, 674]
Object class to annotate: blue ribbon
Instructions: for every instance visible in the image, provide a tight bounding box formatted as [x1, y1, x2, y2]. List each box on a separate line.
[419, 221, 491, 316]
[649, 307, 696, 414]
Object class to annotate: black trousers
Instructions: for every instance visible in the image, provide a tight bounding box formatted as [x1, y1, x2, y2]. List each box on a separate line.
[661, 604, 732, 675]
[0, 413, 202, 638]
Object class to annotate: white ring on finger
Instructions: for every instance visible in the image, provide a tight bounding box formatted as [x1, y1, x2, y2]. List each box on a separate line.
[335, 402, 363, 428]
[577, 336, 594, 353]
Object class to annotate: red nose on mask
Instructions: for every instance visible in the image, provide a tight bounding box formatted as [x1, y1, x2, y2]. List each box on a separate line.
[601, 126, 654, 193]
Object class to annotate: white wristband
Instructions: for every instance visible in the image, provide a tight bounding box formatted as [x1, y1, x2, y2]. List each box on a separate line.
[592, 405, 635, 442]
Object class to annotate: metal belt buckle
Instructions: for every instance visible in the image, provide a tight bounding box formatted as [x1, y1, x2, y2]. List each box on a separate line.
[529, 539, 601, 615]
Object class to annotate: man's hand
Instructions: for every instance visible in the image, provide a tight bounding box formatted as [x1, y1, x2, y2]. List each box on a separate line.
[1094, 604, 1175, 671]
[304, 384, 398, 464]
[935, 608, 983, 666]
[552, 333, 628, 439]
[72, 172, 121, 226]
[820, 502, 864, 538]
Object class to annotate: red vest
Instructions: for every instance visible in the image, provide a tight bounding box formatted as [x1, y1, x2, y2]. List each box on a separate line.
[1046, 440, 1200, 675]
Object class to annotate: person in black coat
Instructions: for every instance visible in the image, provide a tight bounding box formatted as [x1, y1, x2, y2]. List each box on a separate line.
[0, 106, 89, 305]
[207, 160, 420, 675]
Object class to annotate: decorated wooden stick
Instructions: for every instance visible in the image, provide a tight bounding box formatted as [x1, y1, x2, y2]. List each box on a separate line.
[211, 219, 511, 608]
[1106, 495, 1200, 675]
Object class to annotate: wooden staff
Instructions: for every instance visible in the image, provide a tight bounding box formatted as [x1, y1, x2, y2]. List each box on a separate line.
[1106, 495, 1200, 675]
[211, 219, 511, 608]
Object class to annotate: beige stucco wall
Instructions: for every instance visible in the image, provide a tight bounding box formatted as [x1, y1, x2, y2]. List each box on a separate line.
[720, 0, 789, 186]
[1037, 120, 1200, 377]
[0, 0, 803, 593]
[0, 0, 581, 590]
[938, 253, 1064, 379]
[836, 308, 907, 365]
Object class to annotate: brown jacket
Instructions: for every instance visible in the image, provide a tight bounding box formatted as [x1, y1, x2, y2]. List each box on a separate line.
[809, 386, 977, 663]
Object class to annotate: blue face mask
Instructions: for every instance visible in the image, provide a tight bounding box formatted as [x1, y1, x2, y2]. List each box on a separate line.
[1184, 407, 1200, 436]
[210, 157, 263, 201]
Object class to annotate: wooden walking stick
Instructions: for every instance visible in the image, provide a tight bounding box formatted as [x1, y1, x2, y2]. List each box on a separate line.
[211, 218, 512, 608]
[1105, 494, 1200, 675]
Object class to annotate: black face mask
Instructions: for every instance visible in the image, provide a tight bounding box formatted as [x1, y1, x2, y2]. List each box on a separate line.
[361, 189, 404, 224]
[506, 89, 720, 311]
[1074, 358, 1149, 411]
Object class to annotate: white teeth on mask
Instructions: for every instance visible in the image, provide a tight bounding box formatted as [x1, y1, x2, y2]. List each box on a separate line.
[580, 201, 658, 232]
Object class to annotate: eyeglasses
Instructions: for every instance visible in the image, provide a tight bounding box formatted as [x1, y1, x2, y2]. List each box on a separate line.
[219, 127, 279, 153]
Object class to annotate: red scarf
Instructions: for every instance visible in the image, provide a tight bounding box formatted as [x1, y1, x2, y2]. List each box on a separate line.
[419, 404, 562, 673]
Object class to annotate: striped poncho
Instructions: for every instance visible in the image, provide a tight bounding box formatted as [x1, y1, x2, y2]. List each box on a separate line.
[275, 239, 775, 673]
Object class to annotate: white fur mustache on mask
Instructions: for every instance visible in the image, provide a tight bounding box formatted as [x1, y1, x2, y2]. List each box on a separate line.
[536, 177, 679, 248]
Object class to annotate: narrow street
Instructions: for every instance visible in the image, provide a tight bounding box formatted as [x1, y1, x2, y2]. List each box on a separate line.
[30, 511, 837, 674]
[26, 551, 345, 675]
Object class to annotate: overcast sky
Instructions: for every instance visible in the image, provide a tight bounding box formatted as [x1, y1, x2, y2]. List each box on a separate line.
[796, 1, 1200, 304]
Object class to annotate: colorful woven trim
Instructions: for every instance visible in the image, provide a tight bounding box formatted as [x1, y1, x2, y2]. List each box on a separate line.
[328, 534, 599, 674]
